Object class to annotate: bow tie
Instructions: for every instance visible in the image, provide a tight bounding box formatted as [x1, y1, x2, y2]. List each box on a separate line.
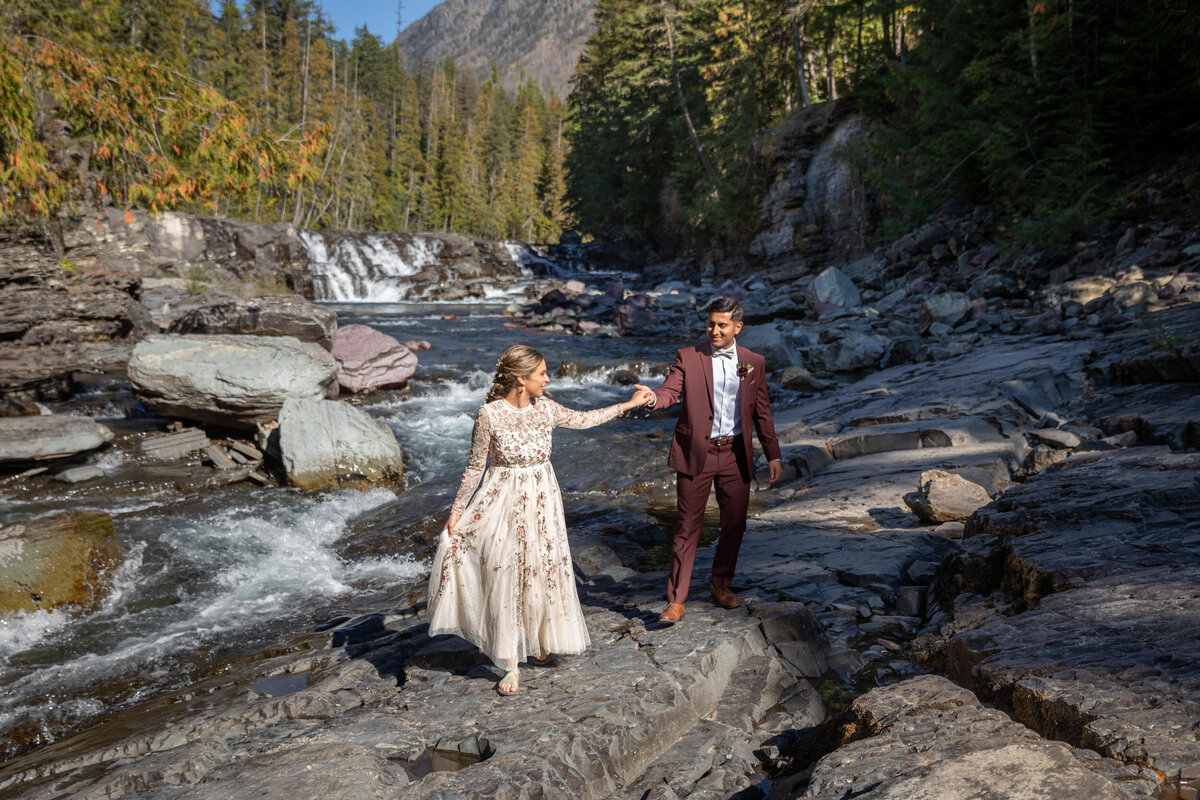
[714, 348, 735, 359]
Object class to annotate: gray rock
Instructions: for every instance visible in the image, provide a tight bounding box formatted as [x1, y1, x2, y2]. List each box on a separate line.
[277, 398, 403, 490]
[129, 334, 338, 429]
[331, 324, 418, 394]
[168, 295, 337, 350]
[919, 292, 971, 332]
[781, 366, 830, 392]
[1028, 427, 1081, 449]
[809, 266, 862, 309]
[0, 415, 114, 464]
[943, 449, 1200, 786]
[53, 465, 105, 483]
[736, 323, 803, 368]
[904, 468, 992, 524]
[801, 676, 1136, 800]
[814, 331, 887, 373]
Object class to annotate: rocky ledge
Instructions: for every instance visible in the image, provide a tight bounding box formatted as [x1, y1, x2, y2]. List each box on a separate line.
[2, 299, 1197, 798]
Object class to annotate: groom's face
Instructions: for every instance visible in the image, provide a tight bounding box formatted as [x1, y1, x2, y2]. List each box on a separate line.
[707, 312, 743, 351]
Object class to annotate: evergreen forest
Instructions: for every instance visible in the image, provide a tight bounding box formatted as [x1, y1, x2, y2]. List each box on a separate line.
[570, 0, 1200, 246]
[2, 0, 1197, 249]
[0, 0, 569, 241]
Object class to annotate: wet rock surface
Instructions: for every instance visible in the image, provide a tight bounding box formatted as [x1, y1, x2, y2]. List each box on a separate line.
[0, 512, 121, 614]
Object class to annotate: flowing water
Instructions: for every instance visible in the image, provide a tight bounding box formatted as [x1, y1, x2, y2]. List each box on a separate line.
[0, 295, 697, 762]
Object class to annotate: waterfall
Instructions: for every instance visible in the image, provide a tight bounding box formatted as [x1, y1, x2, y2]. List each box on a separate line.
[299, 231, 443, 302]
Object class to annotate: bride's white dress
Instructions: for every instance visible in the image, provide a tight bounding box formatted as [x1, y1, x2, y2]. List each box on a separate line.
[428, 396, 622, 666]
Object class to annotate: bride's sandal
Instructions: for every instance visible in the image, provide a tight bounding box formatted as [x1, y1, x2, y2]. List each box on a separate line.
[496, 669, 520, 695]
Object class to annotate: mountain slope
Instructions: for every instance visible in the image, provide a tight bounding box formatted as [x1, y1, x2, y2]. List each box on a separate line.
[397, 0, 597, 97]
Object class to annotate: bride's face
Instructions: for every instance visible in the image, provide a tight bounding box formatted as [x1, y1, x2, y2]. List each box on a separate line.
[521, 360, 550, 397]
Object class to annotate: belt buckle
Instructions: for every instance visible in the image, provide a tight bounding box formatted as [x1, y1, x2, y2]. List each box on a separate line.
[713, 435, 734, 446]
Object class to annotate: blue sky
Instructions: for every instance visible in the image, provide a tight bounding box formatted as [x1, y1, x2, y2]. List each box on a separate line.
[318, 0, 442, 39]
[213, 2, 443, 40]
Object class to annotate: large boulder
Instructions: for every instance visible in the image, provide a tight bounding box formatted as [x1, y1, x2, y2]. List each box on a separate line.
[919, 292, 971, 333]
[737, 323, 803, 369]
[331, 325, 418, 394]
[0, 415, 114, 464]
[808, 266, 861, 309]
[168, 295, 337, 350]
[813, 330, 888, 373]
[129, 335, 338, 429]
[904, 468, 992, 523]
[277, 398, 403, 490]
[0, 511, 121, 614]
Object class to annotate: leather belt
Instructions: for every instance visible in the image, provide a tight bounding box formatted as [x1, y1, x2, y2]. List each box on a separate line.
[710, 435, 739, 447]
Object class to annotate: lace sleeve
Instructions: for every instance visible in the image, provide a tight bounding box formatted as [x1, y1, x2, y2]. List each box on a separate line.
[451, 405, 491, 515]
[544, 397, 622, 430]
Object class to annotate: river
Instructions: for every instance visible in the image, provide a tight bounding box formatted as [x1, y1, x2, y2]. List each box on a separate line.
[0, 295, 697, 762]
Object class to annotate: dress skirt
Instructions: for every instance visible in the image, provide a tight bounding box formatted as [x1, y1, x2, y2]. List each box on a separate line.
[428, 461, 590, 666]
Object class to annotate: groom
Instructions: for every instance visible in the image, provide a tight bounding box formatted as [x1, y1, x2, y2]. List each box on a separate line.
[638, 297, 782, 624]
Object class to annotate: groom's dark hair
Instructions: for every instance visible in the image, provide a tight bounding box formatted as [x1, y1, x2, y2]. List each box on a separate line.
[707, 296, 744, 322]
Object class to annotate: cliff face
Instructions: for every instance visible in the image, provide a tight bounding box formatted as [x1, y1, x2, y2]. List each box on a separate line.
[397, 0, 597, 97]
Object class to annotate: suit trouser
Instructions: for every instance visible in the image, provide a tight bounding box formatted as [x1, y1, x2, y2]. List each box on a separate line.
[667, 437, 751, 604]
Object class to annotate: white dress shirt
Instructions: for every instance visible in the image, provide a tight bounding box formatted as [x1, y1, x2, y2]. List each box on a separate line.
[711, 344, 742, 438]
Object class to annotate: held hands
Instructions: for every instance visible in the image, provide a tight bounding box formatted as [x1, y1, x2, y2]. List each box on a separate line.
[621, 385, 656, 412]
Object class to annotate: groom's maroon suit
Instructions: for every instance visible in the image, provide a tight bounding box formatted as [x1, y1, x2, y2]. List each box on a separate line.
[651, 342, 781, 604]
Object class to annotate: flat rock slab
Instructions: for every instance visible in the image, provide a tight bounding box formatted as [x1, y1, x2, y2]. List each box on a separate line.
[0, 415, 114, 464]
[939, 448, 1200, 790]
[168, 295, 338, 350]
[964, 447, 1200, 590]
[946, 568, 1200, 786]
[128, 334, 338, 429]
[801, 675, 1155, 800]
[0, 587, 820, 800]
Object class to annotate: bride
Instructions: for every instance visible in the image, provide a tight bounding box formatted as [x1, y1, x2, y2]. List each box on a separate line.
[428, 344, 653, 695]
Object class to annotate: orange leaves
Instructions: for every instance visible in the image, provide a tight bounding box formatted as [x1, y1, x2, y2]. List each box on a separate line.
[124, 209, 133, 225]
[1032, 3, 1047, 14]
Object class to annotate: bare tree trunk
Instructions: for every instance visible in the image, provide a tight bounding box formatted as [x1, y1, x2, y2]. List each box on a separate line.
[824, 37, 837, 100]
[260, 10, 269, 111]
[856, 0, 865, 73]
[880, 6, 893, 59]
[1027, 0, 1041, 83]
[662, 3, 718, 183]
[790, 0, 811, 107]
[301, 21, 311, 127]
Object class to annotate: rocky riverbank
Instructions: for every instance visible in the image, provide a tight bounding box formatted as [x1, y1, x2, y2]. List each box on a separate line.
[1, 290, 1195, 797]
[1, 158, 1198, 796]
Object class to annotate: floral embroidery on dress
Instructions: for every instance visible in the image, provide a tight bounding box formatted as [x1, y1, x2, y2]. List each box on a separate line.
[430, 397, 623, 662]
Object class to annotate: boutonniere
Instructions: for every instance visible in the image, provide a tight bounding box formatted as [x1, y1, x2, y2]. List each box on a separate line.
[736, 362, 753, 381]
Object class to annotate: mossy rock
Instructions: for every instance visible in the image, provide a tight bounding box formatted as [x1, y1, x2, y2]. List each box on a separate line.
[0, 511, 121, 614]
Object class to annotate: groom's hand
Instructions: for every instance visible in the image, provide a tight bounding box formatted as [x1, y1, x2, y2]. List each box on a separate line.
[633, 384, 655, 408]
[767, 459, 782, 483]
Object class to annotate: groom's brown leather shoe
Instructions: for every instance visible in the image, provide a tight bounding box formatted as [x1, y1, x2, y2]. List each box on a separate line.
[658, 603, 685, 625]
[710, 584, 740, 609]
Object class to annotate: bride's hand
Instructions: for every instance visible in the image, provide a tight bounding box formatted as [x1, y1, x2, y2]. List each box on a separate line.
[445, 511, 460, 538]
[622, 387, 652, 411]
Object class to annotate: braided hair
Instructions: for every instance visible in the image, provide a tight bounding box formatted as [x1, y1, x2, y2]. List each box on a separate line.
[486, 344, 546, 403]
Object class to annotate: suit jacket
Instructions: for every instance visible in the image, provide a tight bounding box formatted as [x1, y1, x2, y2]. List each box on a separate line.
[651, 342, 782, 481]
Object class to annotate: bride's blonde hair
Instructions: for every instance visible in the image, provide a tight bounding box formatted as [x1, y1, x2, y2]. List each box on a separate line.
[486, 344, 546, 403]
